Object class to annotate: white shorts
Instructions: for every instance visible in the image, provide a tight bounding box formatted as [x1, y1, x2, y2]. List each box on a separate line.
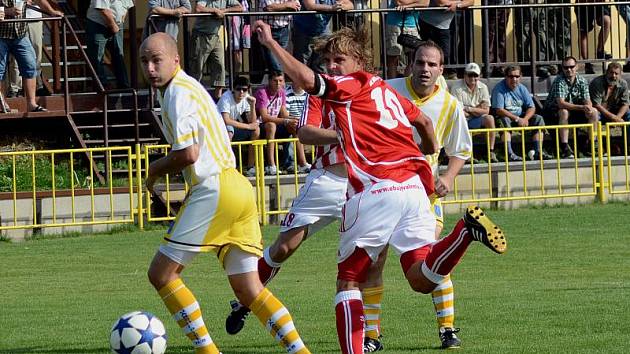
[338, 175, 436, 263]
[279, 168, 347, 236]
[159, 244, 258, 275]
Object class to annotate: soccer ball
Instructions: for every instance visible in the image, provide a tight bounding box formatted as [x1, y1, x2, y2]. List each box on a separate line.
[110, 311, 167, 354]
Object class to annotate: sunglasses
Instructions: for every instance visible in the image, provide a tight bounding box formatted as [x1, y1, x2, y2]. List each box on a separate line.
[235, 87, 249, 92]
[563, 65, 576, 70]
[507, 74, 521, 78]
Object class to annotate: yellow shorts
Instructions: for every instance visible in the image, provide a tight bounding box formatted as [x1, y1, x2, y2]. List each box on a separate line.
[164, 168, 263, 261]
[431, 196, 444, 228]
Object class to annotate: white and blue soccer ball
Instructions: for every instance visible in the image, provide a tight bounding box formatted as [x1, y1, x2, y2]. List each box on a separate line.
[110, 311, 167, 354]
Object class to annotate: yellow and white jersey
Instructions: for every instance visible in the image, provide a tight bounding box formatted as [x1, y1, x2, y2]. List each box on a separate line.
[387, 76, 472, 173]
[157, 67, 235, 186]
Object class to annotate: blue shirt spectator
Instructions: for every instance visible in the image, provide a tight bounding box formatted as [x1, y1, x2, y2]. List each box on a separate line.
[491, 79, 534, 117]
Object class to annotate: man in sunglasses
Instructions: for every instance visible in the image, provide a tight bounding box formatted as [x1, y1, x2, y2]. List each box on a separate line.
[544, 56, 598, 158]
[491, 65, 551, 161]
[217, 76, 259, 176]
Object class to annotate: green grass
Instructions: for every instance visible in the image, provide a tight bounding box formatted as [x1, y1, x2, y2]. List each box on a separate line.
[1, 203, 629, 353]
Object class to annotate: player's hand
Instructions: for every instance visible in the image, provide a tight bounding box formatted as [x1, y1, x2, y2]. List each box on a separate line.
[254, 20, 274, 47]
[145, 175, 157, 194]
[435, 175, 454, 198]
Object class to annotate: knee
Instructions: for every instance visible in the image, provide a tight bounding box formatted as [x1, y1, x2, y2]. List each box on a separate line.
[484, 115, 495, 128]
[147, 267, 171, 290]
[264, 122, 276, 138]
[407, 278, 434, 294]
[558, 110, 569, 122]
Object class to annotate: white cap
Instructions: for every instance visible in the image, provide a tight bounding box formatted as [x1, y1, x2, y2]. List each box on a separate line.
[464, 62, 481, 76]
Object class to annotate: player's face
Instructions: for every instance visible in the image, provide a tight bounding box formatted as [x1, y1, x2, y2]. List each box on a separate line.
[324, 53, 362, 76]
[140, 45, 179, 88]
[411, 47, 443, 89]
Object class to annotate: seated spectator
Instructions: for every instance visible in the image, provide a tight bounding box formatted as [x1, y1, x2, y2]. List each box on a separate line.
[217, 76, 259, 176]
[0, 0, 47, 112]
[142, 0, 191, 40]
[86, 0, 134, 89]
[492, 65, 550, 161]
[190, 0, 243, 99]
[384, 1, 423, 79]
[450, 62, 498, 162]
[544, 56, 598, 158]
[285, 82, 310, 173]
[293, 0, 352, 73]
[589, 62, 630, 125]
[255, 71, 308, 174]
[575, 0, 611, 74]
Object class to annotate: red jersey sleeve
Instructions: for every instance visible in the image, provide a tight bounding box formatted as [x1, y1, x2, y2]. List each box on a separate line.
[298, 95, 322, 129]
[312, 72, 371, 102]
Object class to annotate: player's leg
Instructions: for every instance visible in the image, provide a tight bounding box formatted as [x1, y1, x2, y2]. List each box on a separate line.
[336, 248, 373, 354]
[429, 201, 460, 349]
[361, 248, 387, 352]
[226, 247, 311, 354]
[148, 248, 221, 354]
[404, 205, 507, 294]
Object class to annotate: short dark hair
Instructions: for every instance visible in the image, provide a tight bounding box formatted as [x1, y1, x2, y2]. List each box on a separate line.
[413, 40, 444, 65]
[234, 76, 250, 88]
[270, 71, 284, 79]
[607, 62, 622, 72]
[504, 65, 521, 76]
[562, 56, 578, 65]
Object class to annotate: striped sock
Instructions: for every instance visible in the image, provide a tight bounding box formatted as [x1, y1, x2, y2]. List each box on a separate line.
[250, 287, 310, 354]
[431, 275, 455, 329]
[335, 290, 364, 354]
[158, 278, 220, 354]
[362, 286, 383, 340]
[422, 219, 472, 284]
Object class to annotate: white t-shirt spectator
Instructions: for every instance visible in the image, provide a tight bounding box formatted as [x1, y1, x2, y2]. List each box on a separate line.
[217, 90, 250, 123]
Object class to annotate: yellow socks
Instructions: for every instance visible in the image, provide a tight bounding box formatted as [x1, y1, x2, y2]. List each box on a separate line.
[431, 275, 455, 329]
[362, 285, 384, 340]
[158, 278, 220, 354]
[250, 287, 310, 354]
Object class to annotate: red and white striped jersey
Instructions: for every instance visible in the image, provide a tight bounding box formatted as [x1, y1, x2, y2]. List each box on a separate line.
[312, 71, 434, 196]
[299, 95, 346, 169]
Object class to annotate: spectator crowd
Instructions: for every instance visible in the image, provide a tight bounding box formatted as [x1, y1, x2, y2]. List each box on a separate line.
[1, 0, 629, 169]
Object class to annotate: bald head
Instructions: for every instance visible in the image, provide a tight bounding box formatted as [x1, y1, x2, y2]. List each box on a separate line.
[140, 33, 180, 88]
[141, 32, 179, 58]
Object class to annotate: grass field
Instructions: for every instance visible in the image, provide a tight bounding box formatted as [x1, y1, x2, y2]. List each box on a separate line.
[1, 203, 629, 353]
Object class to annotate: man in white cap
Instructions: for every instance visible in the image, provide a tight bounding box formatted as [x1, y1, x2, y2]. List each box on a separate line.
[449, 62, 498, 163]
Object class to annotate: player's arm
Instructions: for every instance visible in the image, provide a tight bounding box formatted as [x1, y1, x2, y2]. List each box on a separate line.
[146, 145, 199, 193]
[435, 157, 465, 197]
[411, 112, 438, 155]
[298, 125, 338, 145]
[254, 21, 317, 94]
[437, 104, 472, 197]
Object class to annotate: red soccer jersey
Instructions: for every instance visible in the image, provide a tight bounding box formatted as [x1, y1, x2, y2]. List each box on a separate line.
[299, 95, 346, 169]
[312, 71, 434, 195]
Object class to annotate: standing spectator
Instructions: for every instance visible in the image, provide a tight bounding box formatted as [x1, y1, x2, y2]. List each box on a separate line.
[589, 62, 630, 124]
[492, 65, 550, 161]
[6, 0, 63, 98]
[256, 0, 300, 73]
[293, 0, 352, 73]
[190, 0, 243, 99]
[0, 0, 46, 111]
[544, 56, 599, 158]
[142, 0, 191, 40]
[616, 0, 630, 72]
[514, 0, 570, 78]
[255, 71, 308, 174]
[284, 82, 310, 173]
[448, 1, 472, 78]
[217, 76, 259, 176]
[85, 0, 134, 89]
[450, 62, 498, 163]
[575, 0, 611, 74]
[418, 0, 473, 79]
[230, 0, 251, 71]
[383, 1, 425, 79]
[486, 0, 511, 77]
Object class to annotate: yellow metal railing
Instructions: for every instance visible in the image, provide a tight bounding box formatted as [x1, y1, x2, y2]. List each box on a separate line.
[0, 146, 134, 231]
[2, 123, 629, 235]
